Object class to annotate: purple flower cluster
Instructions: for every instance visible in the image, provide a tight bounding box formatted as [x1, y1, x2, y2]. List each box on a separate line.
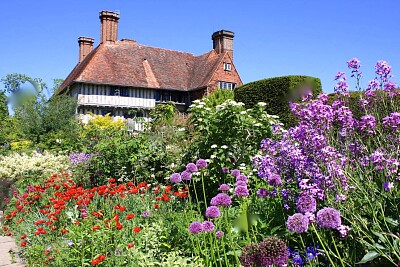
[316, 207, 341, 229]
[233, 171, 249, 198]
[240, 237, 289, 267]
[69, 152, 92, 167]
[205, 206, 220, 219]
[210, 193, 232, 206]
[188, 220, 215, 234]
[218, 184, 230, 191]
[296, 194, 317, 214]
[170, 173, 182, 183]
[287, 213, 309, 233]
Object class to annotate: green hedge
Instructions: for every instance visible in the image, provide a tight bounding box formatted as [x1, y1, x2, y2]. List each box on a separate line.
[234, 75, 322, 127]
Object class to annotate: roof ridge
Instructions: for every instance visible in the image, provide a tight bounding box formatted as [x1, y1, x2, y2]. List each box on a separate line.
[116, 40, 197, 57]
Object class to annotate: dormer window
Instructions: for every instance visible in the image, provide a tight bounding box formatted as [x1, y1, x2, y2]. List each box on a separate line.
[224, 62, 232, 71]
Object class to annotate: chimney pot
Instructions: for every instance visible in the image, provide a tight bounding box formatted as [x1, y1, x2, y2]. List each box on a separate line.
[78, 37, 94, 63]
[212, 30, 234, 60]
[99, 10, 120, 43]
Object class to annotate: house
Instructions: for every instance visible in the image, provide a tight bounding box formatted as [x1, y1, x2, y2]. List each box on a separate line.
[55, 11, 242, 130]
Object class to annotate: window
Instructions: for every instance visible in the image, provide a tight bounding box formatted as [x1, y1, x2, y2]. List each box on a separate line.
[224, 62, 232, 71]
[218, 81, 236, 90]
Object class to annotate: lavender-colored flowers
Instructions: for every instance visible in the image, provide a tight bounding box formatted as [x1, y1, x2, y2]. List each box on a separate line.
[234, 185, 249, 197]
[170, 173, 182, 183]
[69, 152, 92, 167]
[236, 174, 248, 183]
[205, 206, 220, 219]
[186, 163, 198, 173]
[202, 221, 215, 232]
[215, 230, 224, 239]
[287, 213, 309, 233]
[268, 173, 282, 186]
[337, 224, 351, 237]
[218, 184, 230, 191]
[239, 243, 259, 267]
[210, 193, 232, 206]
[180, 170, 192, 181]
[384, 181, 394, 192]
[316, 207, 342, 229]
[189, 221, 203, 234]
[141, 211, 151, 218]
[196, 159, 208, 169]
[296, 194, 317, 214]
[231, 169, 240, 177]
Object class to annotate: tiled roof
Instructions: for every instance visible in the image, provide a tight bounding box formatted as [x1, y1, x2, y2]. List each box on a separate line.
[56, 40, 225, 94]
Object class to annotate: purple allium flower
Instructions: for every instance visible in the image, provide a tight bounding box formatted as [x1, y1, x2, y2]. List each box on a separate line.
[257, 237, 289, 266]
[189, 221, 203, 234]
[141, 211, 151, 218]
[218, 184, 230, 191]
[196, 159, 208, 169]
[305, 212, 316, 223]
[180, 170, 192, 181]
[205, 206, 220, 219]
[384, 181, 394, 192]
[221, 167, 229, 173]
[316, 207, 342, 229]
[210, 193, 232, 206]
[170, 173, 182, 183]
[336, 224, 351, 237]
[239, 243, 259, 267]
[215, 230, 224, 239]
[257, 188, 269, 198]
[268, 173, 282, 186]
[234, 185, 249, 198]
[186, 163, 198, 173]
[202, 221, 215, 232]
[235, 181, 247, 187]
[236, 174, 248, 183]
[296, 194, 317, 214]
[231, 169, 240, 177]
[287, 213, 309, 233]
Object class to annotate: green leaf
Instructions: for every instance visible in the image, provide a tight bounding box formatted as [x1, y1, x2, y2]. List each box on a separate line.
[385, 217, 399, 226]
[357, 251, 379, 264]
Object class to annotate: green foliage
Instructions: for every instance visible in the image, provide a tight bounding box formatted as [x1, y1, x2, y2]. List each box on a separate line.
[1, 73, 47, 94]
[202, 88, 234, 108]
[0, 90, 8, 120]
[234, 75, 322, 127]
[149, 103, 176, 129]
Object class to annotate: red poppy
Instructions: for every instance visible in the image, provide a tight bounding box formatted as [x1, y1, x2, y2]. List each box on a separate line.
[20, 241, 27, 247]
[133, 227, 141, 233]
[61, 229, 68, 235]
[154, 204, 160, 209]
[20, 234, 27, 240]
[92, 225, 100, 231]
[127, 243, 134, 249]
[126, 214, 135, 220]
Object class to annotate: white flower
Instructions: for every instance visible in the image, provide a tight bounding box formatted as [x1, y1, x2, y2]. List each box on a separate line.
[205, 108, 211, 111]
[211, 144, 218, 149]
[221, 145, 228, 149]
[240, 111, 247, 114]
[254, 123, 262, 127]
[239, 166, 246, 170]
[257, 102, 267, 106]
[210, 155, 216, 159]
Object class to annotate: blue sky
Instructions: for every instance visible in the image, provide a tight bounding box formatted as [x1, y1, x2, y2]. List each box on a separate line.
[1, 0, 400, 94]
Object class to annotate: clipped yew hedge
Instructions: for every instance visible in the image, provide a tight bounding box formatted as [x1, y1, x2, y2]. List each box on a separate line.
[234, 76, 322, 127]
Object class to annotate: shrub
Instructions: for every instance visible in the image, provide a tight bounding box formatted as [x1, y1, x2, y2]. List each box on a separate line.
[234, 75, 322, 127]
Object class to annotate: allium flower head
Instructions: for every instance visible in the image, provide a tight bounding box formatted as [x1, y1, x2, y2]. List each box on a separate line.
[240, 243, 259, 267]
[221, 167, 229, 173]
[257, 237, 289, 266]
[287, 213, 309, 233]
[186, 163, 198, 173]
[210, 193, 232, 206]
[316, 207, 342, 229]
[234, 185, 249, 198]
[235, 181, 247, 187]
[218, 184, 230, 191]
[202, 221, 215, 232]
[216, 230, 224, 238]
[231, 169, 240, 177]
[196, 159, 208, 169]
[170, 173, 182, 183]
[180, 170, 192, 181]
[296, 194, 317, 214]
[205, 206, 220, 219]
[236, 174, 248, 183]
[189, 221, 203, 234]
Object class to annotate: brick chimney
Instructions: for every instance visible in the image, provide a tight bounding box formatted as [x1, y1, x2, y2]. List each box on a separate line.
[78, 37, 94, 63]
[212, 30, 234, 60]
[99, 11, 120, 43]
